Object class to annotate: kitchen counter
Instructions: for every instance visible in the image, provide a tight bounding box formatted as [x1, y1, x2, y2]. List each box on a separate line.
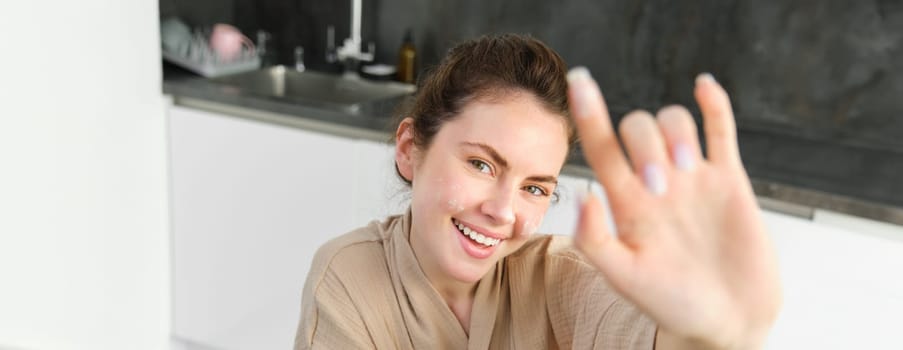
[163, 66, 398, 139]
[163, 67, 903, 226]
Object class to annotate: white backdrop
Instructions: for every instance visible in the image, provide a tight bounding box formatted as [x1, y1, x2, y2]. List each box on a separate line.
[0, 0, 169, 349]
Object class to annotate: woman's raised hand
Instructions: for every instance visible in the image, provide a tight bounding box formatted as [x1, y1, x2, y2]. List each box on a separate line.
[566, 68, 782, 350]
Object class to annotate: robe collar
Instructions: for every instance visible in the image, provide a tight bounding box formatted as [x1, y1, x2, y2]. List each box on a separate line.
[385, 209, 504, 349]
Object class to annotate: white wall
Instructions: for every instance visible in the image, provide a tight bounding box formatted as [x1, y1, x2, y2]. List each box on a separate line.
[0, 1, 169, 349]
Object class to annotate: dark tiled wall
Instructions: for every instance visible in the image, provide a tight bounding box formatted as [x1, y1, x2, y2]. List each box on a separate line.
[161, 0, 903, 207]
[373, 0, 903, 149]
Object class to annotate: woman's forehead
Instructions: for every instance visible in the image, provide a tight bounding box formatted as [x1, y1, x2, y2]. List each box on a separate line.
[451, 93, 568, 136]
[436, 94, 570, 169]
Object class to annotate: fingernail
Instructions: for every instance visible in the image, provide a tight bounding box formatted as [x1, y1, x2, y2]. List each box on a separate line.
[643, 164, 667, 196]
[673, 143, 695, 171]
[567, 66, 592, 84]
[695, 72, 716, 85]
[567, 66, 600, 119]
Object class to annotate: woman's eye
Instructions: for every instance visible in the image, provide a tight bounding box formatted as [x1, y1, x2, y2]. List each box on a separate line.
[524, 185, 548, 197]
[469, 159, 492, 174]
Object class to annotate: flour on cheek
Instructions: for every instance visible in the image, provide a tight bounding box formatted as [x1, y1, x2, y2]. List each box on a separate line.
[521, 218, 540, 237]
[445, 198, 464, 212]
[437, 180, 465, 212]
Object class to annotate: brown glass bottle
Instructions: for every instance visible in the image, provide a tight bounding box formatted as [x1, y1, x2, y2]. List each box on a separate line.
[396, 29, 416, 84]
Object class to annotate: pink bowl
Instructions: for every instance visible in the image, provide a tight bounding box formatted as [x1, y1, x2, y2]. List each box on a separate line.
[209, 23, 254, 62]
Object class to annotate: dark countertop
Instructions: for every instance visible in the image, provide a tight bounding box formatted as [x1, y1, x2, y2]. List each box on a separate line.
[163, 66, 903, 226]
[163, 64, 398, 135]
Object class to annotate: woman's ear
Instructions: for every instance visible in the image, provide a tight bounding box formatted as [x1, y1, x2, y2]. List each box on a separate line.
[395, 117, 416, 183]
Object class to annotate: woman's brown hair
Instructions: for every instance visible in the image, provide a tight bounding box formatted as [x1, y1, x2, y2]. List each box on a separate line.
[395, 33, 575, 184]
[402, 34, 574, 149]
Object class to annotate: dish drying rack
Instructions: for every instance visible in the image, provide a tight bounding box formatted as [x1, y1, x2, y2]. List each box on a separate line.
[162, 28, 260, 78]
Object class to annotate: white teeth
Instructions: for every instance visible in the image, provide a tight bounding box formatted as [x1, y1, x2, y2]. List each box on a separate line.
[453, 219, 501, 247]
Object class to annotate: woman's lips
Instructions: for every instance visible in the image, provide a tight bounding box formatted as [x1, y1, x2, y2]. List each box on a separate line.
[452, 218, 501, 259]
[454, 220, 501, 246]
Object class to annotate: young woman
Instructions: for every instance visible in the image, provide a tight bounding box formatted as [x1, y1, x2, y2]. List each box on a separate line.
[295, 34, 781, 349]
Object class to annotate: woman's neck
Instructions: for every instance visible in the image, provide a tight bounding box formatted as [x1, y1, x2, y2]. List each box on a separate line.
[422, 261, 476, 335]
[409, 228, 477, 331]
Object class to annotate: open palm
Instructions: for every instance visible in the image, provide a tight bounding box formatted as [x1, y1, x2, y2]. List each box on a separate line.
[566, 69, 782, 349]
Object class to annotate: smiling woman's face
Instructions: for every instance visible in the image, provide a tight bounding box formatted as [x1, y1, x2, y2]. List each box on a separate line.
[396, 91, 570, 285]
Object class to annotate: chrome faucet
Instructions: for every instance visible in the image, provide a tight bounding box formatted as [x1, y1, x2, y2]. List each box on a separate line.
[326, 0, 374, 77]
[294, 46, 306, 72]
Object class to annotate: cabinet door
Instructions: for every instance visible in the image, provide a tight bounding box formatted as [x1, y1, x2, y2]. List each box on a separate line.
[350, 139, 408, 227]
[762, 210, 903, 350]
[169, 106, 360, 350]
[534, 179, 617, 237]
[536, 175, 590, 236]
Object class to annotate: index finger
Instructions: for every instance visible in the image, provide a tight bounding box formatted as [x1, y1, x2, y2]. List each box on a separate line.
[567, 67, 637, 195]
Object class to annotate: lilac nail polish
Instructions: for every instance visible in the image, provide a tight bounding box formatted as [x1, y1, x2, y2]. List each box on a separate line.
[643, 164, 667, 196]
[674, 144, 694, 171]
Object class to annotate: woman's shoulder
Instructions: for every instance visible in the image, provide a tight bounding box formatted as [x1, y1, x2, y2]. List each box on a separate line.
[306, 215, 402, 283]
[297, 215, 406, 348]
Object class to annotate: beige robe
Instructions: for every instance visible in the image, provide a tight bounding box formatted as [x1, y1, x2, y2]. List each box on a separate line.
[295, 211, 656, 349]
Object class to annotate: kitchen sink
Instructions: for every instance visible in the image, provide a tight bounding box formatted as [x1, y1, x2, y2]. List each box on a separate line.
[210, 65, 415, 115]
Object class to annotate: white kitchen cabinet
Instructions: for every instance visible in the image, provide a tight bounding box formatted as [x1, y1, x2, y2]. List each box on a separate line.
[349, 140, 408, 227]
[537, 175, 590, 236]
[169, 105, 364, 350]
[762, 210, 903, 350]
[812, 208, 903, 243]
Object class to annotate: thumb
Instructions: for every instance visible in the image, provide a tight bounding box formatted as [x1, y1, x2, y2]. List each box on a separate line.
[574, 194, 635, 291]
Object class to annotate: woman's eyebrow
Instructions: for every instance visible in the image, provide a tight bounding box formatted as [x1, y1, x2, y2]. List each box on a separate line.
[462, 141, 508, 169]
[460, 142, 559, 185]
[526, 175, 559, 185]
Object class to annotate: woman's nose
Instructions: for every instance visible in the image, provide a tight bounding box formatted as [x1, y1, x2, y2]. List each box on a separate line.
[480, 186, 516, 225]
